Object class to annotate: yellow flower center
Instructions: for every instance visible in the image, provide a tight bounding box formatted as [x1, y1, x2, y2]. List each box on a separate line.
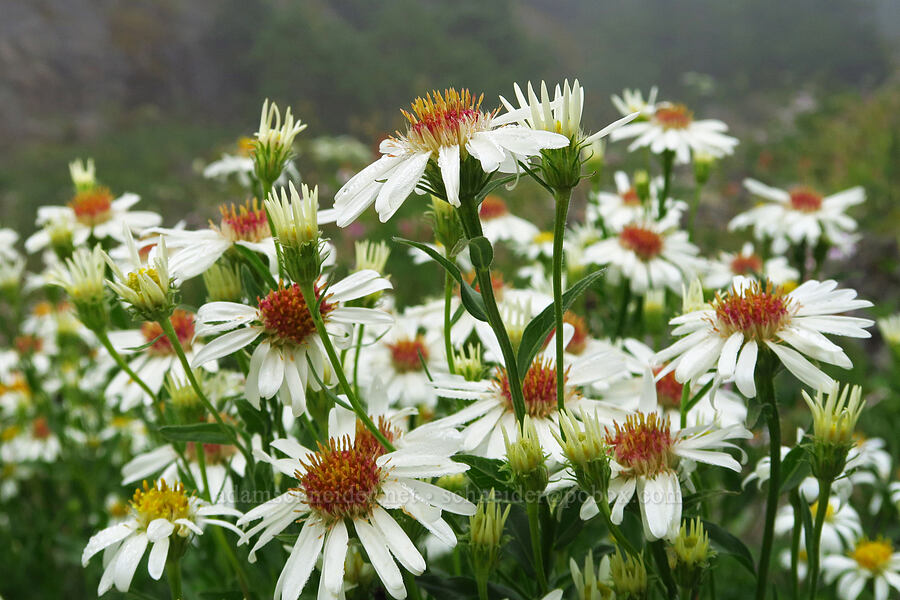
[852, 539, 893, 574]
[131, 480, 192, 529]
[126, 268, 162, 294]
[399, 88, 488, 155]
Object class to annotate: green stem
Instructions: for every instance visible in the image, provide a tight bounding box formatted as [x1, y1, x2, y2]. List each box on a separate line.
[165, 559, 183, 600]
[526, 499, 548, 593]
[298, 283, 395, 451]
[195, 439, 212, 501]
[806, 477, 833, 600]
[755, 358, 781, 600]
[95, 330, 157, 402]
[680, 382, 691, 429]
[157, 318, 250, 462]
[457, 197, 527, 424]
[353, 324, 365, 396]
[443, 271, 456, 375]
[404, 570, 423, 600]
[651, 539, 678, 599]
[476, 573, 489, 600]
[789, 490, 802, 600]
[613, 282, 632, 340]
[659, 149, 675, 218]
[596, 493, 639, 557]
[260, 177, 286, 281]
[552, 188, 572, 412]
[212, 526, 251, 600]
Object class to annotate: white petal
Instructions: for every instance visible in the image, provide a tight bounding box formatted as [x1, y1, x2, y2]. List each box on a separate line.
[437, 144, 461, 206]
[371, 506, 426, 574]
[82, 523, 133, 566]
[147, 537, 170, 580]
[321, 520, 349, 594]
[355, 518, 405, 599]
[191, 327, 261, 367]
[113, 532, 149, 592]
[734, 340, 758, 398]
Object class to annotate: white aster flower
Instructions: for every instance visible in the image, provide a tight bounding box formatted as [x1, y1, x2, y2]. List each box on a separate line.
[822, 537, 900, 600]
[703, 242, 798, 290]
[104, 229, 175, 317]
[776, 495, 861, 554]
[333, 88, 568, 225]
[610, 101, 738, 164]
[428, 349, 628, 462]
[191, 270, 393, 415]
[26, 190, 161, 254]
[476, 195, 539, 246]
[612, 87, 659, 118]
[656, 276, 873, 396]
[729, 179, 865, 254]
[238, 407, 475, 600]
[81, 479, 241, 596]
[583, 213, 702, 294]
[587, 171, 686, 231]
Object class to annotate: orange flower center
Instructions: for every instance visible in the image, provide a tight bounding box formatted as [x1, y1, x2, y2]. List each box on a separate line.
[495, 358, 571, 419]
[141, 309, 195, 355]
[298, 418, 398, 521]
[730, 253, 764, 276]
[387, 335, 429, 373]
[619, 225, 664, 261]
[479, 195, 509, 220]
[69, 188, 114, 226]
[31, 417, 51, 440]
[788, 187, 823, 213]
[14, 335, 42, 355]
[622, 187, 642, 206]
[258, 283, 334, 346]
[653, 367, 684, 409]
[654, 104, 693, 130]
[606, 412, 675, 477]
[217, 199, 269, 242]
[185, 442, 237, 465]
[713, 280, 793, 341]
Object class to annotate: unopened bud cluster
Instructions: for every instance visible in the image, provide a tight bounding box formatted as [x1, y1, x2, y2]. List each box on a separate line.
[553, 408, 611, 498]
[609, 548, 648, 599]
[671, 517, 714, 591]
[503, 417, 548, 494]
[47, 245, 108, 332]
[266, 182, 323, 284]
[802, 383, 865, 480]
[251, 99, 306, 186]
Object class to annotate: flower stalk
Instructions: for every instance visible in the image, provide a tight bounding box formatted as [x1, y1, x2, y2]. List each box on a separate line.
[552, 187, 571, 411]
[755, 352, 781, 600]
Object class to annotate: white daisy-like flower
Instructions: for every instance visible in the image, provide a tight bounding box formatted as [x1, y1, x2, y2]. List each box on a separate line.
[583, 212, 702, 294]
[729, 179, 865, 254]
[655, 276, 873, 396]
[238, 407, 475, 600]
[776, 495, 861, 554]
[81, 479, 242, 596]
[121, 440, 247, 507]
[333, 88, 568, 225]
[105, 309, 215, 410]
[0, 227, 20, 261]
[610, 101, 738, 164]
[191, 270, 393, 415]
[150, 199, 279, 282]
[427, 349, 628, 462]
[476, 195, 539, 246]
[822, 537, 900, 600]
[598, 401, 750, 540]
[879, 314, 900, 347]
[0, 416, 61, 463]
[25, 191, 161, 254]
[703, 242, 798, 290]
[611, 87, 658, 118]
[602, 339, 747, 429]
[356, 311, 445, 409]
[587, 171, 686, 231]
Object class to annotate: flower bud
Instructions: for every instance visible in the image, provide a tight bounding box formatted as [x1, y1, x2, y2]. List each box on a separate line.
[672, 517, 714, 590]
[429, 196, 464, 255]
[681, 278, 706, 314]
[633, 170, 651, 204]
[202, 262, 243, 303]
[468, 490, 511, 571]
[105, 231, 175, 320]
[878, 314, 900, 363]
[47, 217, 75, 261]
[503, 417, 548, 494]
[48, 245, 109, 332]
[454, 344, 487, 382]
[69, 158, 97, 193]
[643, 288, 666, 334]
[349, 240, 391, 308]
[164, 370, 206, 423]
[803, 383, 865, 480]
[251, 99, 306, 185]
[265, 182, 323, 285]
[553, 408, 611, 497]
[693, 152, 715, 185]
[610, 548, 648, 600]
[570, 550, 615, 600]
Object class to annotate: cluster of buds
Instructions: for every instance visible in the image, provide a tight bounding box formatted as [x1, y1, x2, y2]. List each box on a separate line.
[802, 383, 865, 480]
[468, 490, 511, 579]
[609, 548, 648, 599]
[671, 517, 714, 592]
[47, 245, 108, 332]
[265, 182, 323, 285]
[251, 99, 306, 186]
[570, 550, 614, 600]
[681, 278, 706, 314]
[553, 408, 611, 499]
[350, 240, 391, 307]
[503, 417, 548, 494]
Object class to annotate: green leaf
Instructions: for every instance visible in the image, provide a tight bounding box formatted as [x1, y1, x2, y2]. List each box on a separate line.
[123, 333, 164, 352]
[779, 445, 811, 494]
[466, 235, 494, 269]
[392, 236, 488, 321]
[417, 575, 524, 600]
[240, 264, 265, 301]
[158, 423, 233, 445]
[703, 520, 756, 575]
[452, 454, 514, 494]
[234, 244, 277, 290]
[516, 268, 606, 374]
[234, 398, 267, 435]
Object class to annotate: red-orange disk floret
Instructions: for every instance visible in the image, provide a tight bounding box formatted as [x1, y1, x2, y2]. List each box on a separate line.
[713, 280, 793, 341]
[69, 187, 114, 226]
[141, 309, 195, 356]
[479, 195, 509, 220]
[619, 225, 664, 261]
[788, 187, 823, 213]
[654, 104, 693, 130]
[258, 283, 335, 346]
[653, 367, 684, 409]
[730, 253, 764, 276]
[495, 357, 569, 419]
[387, 335, 429, 373]
[218, 199, 269, 242]
[621, 187, 642, 206]
[606, 412, 675, 477]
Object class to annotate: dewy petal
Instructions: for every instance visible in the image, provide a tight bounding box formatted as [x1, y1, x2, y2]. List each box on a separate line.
[374, 152, 430, 223]
[257, 345, 286, 399]
[488, 126, 569, 155]
[371, 505, 426, 575]
[466, 131, 506, 173]
[113, 531, 149, 592]
[437, 144, 461, 207]
[146, 518, 175, 542]
[82, 523, 133, 566]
